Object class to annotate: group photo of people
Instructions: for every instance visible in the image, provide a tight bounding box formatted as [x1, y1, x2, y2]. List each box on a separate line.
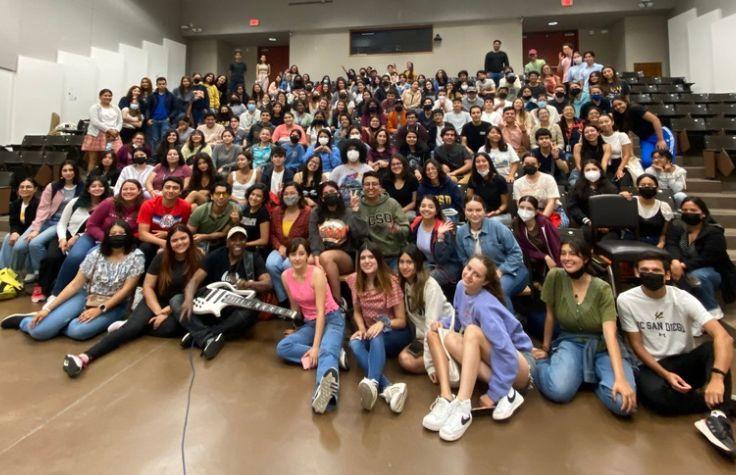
[1, 41, 734, 455]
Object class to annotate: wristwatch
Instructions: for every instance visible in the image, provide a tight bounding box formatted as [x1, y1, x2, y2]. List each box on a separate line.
[98, 303, 107, 313]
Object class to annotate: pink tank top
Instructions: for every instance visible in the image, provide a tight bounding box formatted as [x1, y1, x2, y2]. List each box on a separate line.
[283, 265, 339, 321]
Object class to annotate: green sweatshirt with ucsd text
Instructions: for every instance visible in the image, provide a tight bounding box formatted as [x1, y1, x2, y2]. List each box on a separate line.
[357, 192, 410, 258]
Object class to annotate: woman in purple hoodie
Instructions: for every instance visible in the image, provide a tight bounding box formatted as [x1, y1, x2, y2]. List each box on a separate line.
[422, 255, 535, 442]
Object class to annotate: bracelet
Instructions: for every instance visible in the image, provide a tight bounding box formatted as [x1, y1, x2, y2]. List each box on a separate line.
[711, 368, 728, 377]
[377, 315, 392, 332]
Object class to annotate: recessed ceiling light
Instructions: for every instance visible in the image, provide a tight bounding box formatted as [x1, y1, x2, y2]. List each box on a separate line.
[268, 37, 277, 42]
[548, 21, 558, 26]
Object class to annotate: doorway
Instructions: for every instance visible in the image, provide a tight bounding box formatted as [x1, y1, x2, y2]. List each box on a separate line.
[257, 45, 290, 83]
[633, 62, 662, 77]
[522, 30, 579, 76]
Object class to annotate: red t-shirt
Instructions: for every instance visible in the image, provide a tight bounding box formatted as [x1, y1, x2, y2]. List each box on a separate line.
[137, 196, 191, 232]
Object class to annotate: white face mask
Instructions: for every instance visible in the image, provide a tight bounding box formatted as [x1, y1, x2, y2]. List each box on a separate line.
[347, 150, 360, 162]
[477, 169, 490, 177]
[349, 134, 361, 140]
[518, 208, 536, 222]
[318, 137, 329, 145]
[584, 170, 601, 183]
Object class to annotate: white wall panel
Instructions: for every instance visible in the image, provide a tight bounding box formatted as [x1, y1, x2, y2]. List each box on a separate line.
[119, 43, 149, 92]
[687, 9, 722, 92]
[57, 51, 99, 124]
[143, 41, 167, 80]
[91, 47, 125, 101]
[669, 9, 697, 78]
[164, 38, 187, 83]
[711, 14, 736, 93]
[0, 69, 15, 145]
[11, 57, 63, 143]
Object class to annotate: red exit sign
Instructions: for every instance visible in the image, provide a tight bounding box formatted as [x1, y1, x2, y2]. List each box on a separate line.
[249, 18, 260, 26]
[562, 0, 573, 6]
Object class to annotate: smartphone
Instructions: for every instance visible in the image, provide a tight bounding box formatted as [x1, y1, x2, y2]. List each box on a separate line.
[406, 339, 423, 358]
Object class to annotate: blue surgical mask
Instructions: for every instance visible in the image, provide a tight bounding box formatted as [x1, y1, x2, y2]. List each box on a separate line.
[537, 101, 547, 108]
[591, 94, 603, 102]
[247, 104, 256, 112]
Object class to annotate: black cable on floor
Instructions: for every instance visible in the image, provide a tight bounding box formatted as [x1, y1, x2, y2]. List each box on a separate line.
[181, 342, 195, 475]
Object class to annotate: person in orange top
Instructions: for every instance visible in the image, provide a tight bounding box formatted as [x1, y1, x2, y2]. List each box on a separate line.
[387, 100, 408, 135]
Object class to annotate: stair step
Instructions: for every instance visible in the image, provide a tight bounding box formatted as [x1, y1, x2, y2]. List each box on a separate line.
[680, 155, 702, 167]
[711, 208, 736, 228]
[694, 192, 736, 209]
[0, 215, 7, 233]
[685, 178, 722, 192]
[727, 228, 736, 248]
[684, 166, 706, 179]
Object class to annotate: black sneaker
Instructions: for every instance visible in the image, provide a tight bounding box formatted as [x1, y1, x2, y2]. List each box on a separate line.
[312, 368, 340, 414]
[63, 355, 85, 378]
[695, 410, 736, 456]
[338, 347, 350, 371]
[180, 332, 193, 348]
[1, 313, 32, 330]
[202, 333, 225, 360]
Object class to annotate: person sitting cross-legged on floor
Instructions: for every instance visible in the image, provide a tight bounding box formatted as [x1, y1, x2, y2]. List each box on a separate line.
[618, 252, 735, 457]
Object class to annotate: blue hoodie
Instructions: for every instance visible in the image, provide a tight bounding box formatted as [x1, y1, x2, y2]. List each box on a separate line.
[442, 281, 532, 402]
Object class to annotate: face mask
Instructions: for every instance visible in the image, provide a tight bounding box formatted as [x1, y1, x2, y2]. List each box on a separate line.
[522, 94, 532, 100]
[318, 137, 329, 145]
[283, 195, 299, 207]
[507, 75, 516, 83]
[681, 212, 703, 226]
[108, 235, 127, 249]
[133, 155, 147, 165]
[498, 93, 508, 100]
[638, 186, 657, 199]
[570, 89, 582, 97]
[523, 165, 537, 175]
[349, 134, 361, 140]
[130, 103, 140, 111]
[461, 84, 468, 91]
[382, 81, 390, 87]
[584, 170, 601, 182]
[477, 169, 490, 177]
[322, 193, 341, 207]
[247, 104, 256, 112]
[518, 208, 536, 222]
[347, 150, 360, 162]
[369, 106, 378, 112]
[537, 101, 547, 108]
[573, 58, 582, 65]
[591, 94, 603, 102]
[193, 78, 201, 84]
[555, 92, 565, 99]
[566, 267, 586, 280]
[639, 271, 666, 291]
[395, 105, 403, 112]
[423, 105, 432, 111]
[290, 135, 300, 144]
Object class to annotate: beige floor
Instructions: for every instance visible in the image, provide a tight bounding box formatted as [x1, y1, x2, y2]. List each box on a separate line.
[0, 296, 734, 475]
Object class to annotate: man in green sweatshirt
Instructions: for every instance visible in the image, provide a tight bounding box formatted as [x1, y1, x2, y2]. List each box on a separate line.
[350, 171, 409, 268]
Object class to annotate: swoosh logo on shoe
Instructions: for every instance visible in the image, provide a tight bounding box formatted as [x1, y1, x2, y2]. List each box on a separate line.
[461, 415, 471, 425]
[507, 390, 516, 403]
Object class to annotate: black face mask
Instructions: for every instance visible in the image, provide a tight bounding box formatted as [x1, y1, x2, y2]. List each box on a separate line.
[313, 119, 325, 126]
[523, 165, 537, 175]
[498, 93, 508, 99]
[369, 106, 378, 112]
[566, 267, 586, 280]
[522, 94, 532, 100]
[423, 105, 432, 111]
[108, 235, 128, 249]
[395, 106, 403, 112]
[570, 89, 582, 97]
[639, 271, 666, 291]
[681, 212, 703, 226]
[555, 92, 566, 99]
[322, 193, 341, 207]
[382, 81, 390, 87]
[290, 135, 299, 144]
[638, 187, 658, 199]
[507, 75, 516, 83]
[133, 155, 147, 165]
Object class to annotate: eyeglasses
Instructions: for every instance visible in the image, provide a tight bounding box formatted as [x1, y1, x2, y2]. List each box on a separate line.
[363, 182, 381, 188]
[213, 192, 229, 197]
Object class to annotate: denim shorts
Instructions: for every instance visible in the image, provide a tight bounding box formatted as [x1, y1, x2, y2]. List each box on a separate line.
[521, 350, 536, 391]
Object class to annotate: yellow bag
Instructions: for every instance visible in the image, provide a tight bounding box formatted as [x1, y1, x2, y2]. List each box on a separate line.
[0, 268, 23, 300]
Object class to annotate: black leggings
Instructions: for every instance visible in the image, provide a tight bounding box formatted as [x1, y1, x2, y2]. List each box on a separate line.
[172, 294, 258, 348]
[84, 294, 185, 361]
[38, 237, 66, 296]
[636, 341, 732, 415]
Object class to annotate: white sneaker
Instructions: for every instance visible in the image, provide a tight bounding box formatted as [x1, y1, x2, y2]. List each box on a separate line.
[381, 382, 408, 414]
[439, 398, 473, 442]
[23, 273, 37, 284]
[42, 295, 56, 311]
[131, 286, 144, 310]
[107, 320, 126, 333]
[492, 388, 525, 421]
[422, 396, 454, 431]
[358, 378, 378, 411]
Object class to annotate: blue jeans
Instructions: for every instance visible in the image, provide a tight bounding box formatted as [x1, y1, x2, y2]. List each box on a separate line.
[639, 127, 675, 168]
[673, 192, 687, 209]
[535, 338, 636, 416]
[19, 290, 127, 340]
[689, 267, 722, 313]
[53, 235, 97, 295]
[147, 119, 171, 149]
[276, 311, 346, 386]
[501, 265, 529, 312]
[266, 250, 292, 302]
[17, 221, 60, 274]
[0, 233, 29, 271]
[349, 327, 413, 391]
[489, 72, 504, 87]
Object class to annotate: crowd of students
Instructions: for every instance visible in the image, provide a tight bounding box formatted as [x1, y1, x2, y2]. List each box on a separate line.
[0, 43, 734, 453]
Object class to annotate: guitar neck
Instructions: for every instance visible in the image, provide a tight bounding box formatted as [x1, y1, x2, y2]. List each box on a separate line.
[225, 295, 297, 320]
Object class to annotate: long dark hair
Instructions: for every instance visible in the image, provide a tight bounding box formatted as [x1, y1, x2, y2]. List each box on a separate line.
[114, 179, 145, 216]
[388, 154, 411, 182]
[561, 237, 593, 275]
[160, 146, 185, 168]
[300, 154, 323, 189]
[74, 176, 111, 211]
[51, 160, 82, 194]
[421, 158, 449, 186]
[465, 255, 505, 303]
[185, 129, 206, 152]
[188, 153, 215, 192]
[157, 224, 201, 295]
[100, 219, 135, 256]
[580, 125, 605, 162]
[355, 242, 396, 295]
[316, 180, 345, 223]
[155, 130, 180, 161]
[398, 244, 430, 313]
[279, 182, 306, 209]
[572, 159, 612, 200]
[470, 152, 500, 184]
[419, 194, 445, 221]
[484, 125, 508, 152]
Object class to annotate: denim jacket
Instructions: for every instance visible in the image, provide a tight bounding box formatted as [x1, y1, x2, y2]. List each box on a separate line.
[455, 218, 524, 276]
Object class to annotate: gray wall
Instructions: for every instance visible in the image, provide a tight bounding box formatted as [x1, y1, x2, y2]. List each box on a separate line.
[676, 0, 736, 17]
[0, 0, 182, 71]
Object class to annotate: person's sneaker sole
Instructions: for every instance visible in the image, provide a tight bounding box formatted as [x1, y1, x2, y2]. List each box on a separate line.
[695, 419, 736, 456]
[180, 332, 193, 348]
[338, 348, 350, 371]
[358, 379, 377, 411]
[312, 368, 339, 414]
[202, 334, 225, 360]
[63, 355, 83, 378]
[1, 314, 33, 330]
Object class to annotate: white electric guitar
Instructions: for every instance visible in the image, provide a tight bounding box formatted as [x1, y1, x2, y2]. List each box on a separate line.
[193, 282, 298, 320]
